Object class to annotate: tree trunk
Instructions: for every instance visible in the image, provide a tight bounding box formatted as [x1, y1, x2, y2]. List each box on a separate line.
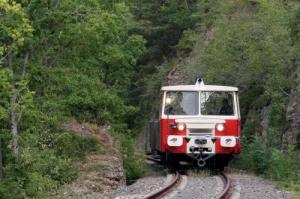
[7, 48, 19, 157]
[10, 95, 18, 157]
[184, 0, 190, 10]
[22, 52, 29, 79]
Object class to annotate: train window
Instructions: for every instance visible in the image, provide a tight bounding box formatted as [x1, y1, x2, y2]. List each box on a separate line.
[200, 91, 234, 116]
[164, 91, 199, 115]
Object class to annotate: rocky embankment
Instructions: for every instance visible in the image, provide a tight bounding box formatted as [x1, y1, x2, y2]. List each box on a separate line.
[49, 119, 125, 198]
[283, 71, 300, 151]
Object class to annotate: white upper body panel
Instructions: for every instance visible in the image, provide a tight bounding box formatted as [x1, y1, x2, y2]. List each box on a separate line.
[161, 85, 238, 92]
[161, 84, 240, 119]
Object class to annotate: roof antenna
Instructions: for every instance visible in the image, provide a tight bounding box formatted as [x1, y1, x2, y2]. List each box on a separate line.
[195, 76, 205, 86]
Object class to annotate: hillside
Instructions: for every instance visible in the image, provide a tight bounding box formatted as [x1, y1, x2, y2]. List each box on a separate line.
[141, 0, 300, 194]
[0, 0, 299, 198]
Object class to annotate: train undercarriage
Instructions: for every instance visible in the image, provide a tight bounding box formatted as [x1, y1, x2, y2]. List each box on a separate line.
[150, 151, 232, 171]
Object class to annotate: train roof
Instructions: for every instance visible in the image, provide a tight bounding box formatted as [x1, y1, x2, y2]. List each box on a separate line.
[161, 84, 238, 92]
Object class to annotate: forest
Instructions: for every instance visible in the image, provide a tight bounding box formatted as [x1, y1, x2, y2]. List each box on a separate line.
[0, 0, 299, 198]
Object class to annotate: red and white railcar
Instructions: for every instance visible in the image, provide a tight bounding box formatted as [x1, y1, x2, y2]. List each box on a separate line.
[149, 79, 241, 170]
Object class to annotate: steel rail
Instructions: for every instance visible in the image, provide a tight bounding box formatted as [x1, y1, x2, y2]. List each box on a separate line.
[144, 171, 181, 199]
[146, 156, 162, 164]
[217, 172, 231, 199]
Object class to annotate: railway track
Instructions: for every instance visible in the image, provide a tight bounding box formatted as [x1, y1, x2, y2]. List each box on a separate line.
[142, 171, 231, 198]
[144, 171, 181, 199]
[217, 173, 231, 199]
[145, 156, 232, 198]
[146, 156, 162, 165]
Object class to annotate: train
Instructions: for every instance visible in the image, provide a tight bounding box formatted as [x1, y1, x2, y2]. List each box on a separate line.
[146, 78, 241, 170]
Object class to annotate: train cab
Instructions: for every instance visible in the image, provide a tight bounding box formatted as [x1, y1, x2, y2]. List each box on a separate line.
[149, 79, 240, 169]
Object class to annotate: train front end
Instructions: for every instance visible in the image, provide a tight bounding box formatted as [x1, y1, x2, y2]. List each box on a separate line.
[159, 82, 240, 169]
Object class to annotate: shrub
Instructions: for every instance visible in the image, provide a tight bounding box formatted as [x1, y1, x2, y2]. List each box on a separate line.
[24, 172, 58, 198]
[236, 137, 270, 174]
[250, 139, 270, 175]
[268, 148, 299, 181]
[176, 29, 198, 55]
[117, 133, 145, 183]
[53, 132, 100, 159]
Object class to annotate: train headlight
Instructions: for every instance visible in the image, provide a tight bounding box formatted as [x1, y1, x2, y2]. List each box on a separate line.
[177, 123, 185, 131]
[165, 97, 172, 104]
[216, 123, 225, 132]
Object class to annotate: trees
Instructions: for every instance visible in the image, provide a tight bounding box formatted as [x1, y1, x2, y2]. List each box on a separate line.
[0, 0, 146, 197]
[199, 0, 293, 145]
[181, 0, 300, 190]
[0, 0, 33, 159]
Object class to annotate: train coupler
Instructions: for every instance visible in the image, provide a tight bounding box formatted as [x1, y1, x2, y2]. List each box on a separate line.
[190, 147, 214, 168]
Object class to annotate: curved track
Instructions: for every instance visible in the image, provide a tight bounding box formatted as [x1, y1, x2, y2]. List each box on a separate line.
[146, 156, 162, 165]
[143, 171, 231, 199]
[217, 173, 231, 199]
[145, 156, 231, 198]
[144, 171, 181, 199]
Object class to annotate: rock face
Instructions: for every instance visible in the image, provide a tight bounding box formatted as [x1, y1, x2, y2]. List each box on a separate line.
[166, 60, 188, 86]
[283, 71, 300, 151]
[165, 29, 214, 86]
[260, 105, 272, 142]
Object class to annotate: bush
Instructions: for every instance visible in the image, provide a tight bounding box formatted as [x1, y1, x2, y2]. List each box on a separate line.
[236, 138, 300, 194]
[53, 132, 100, 159]
[0, 128, 102, 198]
[237, 138, 270, 174]
[268, 148, 299, 181]
[251, 139, 270, 175]
[123, 156, 145, 184]
[0, 176, 26, 199]
[176, 29, 198, 55]
[24, 172, 58, 198]
[118, 134, 145, 183]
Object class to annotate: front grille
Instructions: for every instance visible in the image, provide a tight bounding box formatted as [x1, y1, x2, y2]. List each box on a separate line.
[188, 128, 212, 135]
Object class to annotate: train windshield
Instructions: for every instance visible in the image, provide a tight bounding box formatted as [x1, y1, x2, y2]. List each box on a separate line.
[200, 91, 234, 116]
[164, 91, 199, 115]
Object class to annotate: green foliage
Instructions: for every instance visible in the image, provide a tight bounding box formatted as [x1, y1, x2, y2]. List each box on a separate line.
[0, 127, 100, 198]
[237, 138, 300, 192]
[175, 29, 198, 55]
[0, 0, 146, 197]
[52, 132, 100, 159]
[24, 172, 58, 198]
[182, 0, 300, 193]
[123, 155, 145, 184]
[0, 0, 299, 197]
[267, 148, 298, 181]
[0, 69, 11, 121]
[0, 0, 33, 49]
[194, 0, 293, 145]
[130, 0, 198, 58]
[118, 133, 145, 183]
[128, 0, 199, 121]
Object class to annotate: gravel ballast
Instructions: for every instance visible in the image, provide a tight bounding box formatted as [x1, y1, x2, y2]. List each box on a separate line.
[229, 173, 292, 199]
[170, 175, 221, 199]
[105, 175, 169, 199]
